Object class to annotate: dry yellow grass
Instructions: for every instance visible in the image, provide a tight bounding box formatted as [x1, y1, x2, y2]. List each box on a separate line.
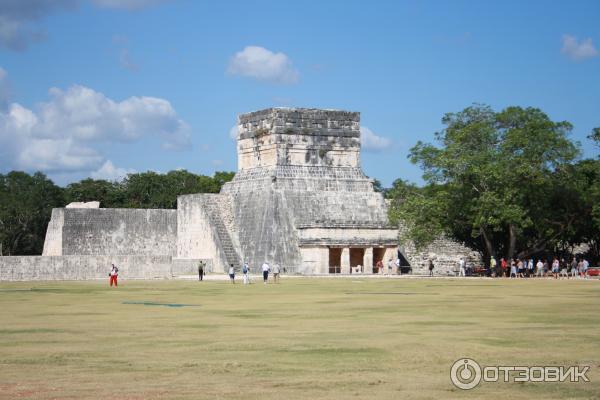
[0, 277, 599, 399]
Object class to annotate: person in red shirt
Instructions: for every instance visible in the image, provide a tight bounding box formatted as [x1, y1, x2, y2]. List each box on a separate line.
[500, 258, 507, 277]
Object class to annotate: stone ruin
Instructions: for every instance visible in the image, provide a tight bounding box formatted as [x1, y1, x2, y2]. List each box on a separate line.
[179, 108, 401, 274]
[0, 107, 481, 280]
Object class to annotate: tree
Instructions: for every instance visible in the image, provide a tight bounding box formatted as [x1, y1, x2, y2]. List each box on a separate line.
[122, 170, 235, 209]
[589, 127, 600, 148]
[0, 172, 65, 255]
[65, 179, 125, 208]
[392, 104, 581, 262]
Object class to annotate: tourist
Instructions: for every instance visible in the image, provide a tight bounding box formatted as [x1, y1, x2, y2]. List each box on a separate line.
[582, 258, 589, 279]
[570, 258, 578, 278]
[459, 257, 466, 277]
[242, 261, 250, 285]
[428, 259, 434, 276]
[525, 259, 530, 277]
[543, 259, 549, 276]
[510, 259, 517, 278]
[551, 257, 559, 279]
[109, 263, 119, 287]
[387, 258, 394, 275]
[577, 259, 584, 278]
[528, 258, 535, 277]
[375, 259, 383, 274]
[517, 259, 525, 278]
[228, 264, 235, 284]
[273, 264, 281, 283]
[560, 258, 569, 279]
[490, 256, 497, 277]
[536, 259, 544, 277]
[500, 257, 507, 277]
[198, 260, 205, 281]
[262, 262, 270, 283]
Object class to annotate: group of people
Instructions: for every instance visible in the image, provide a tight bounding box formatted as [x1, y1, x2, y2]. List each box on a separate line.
[226, 262, 281, 284]
[455, 256, 592, 279]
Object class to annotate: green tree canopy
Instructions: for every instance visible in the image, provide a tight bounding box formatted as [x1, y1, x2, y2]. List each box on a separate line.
[0, 172, 65, 255]
[391, 104, 585, 261]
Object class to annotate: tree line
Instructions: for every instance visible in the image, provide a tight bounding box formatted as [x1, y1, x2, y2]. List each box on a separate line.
[0, 170, 235, 256]
[387, 104, 599, 264]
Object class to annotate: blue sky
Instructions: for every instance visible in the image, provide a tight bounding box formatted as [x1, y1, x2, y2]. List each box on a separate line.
[0, 0, 598, 186]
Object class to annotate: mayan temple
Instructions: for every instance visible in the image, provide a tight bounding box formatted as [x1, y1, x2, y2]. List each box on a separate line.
[178, 108, 399, 274]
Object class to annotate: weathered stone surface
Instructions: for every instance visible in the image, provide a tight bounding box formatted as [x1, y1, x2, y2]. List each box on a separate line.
[219, 108, 398, 274]
[401, 232, 482, 275]
[0, 256, 213, 281]
[177, 194, 241, 272]
[43, 208, 177, 257]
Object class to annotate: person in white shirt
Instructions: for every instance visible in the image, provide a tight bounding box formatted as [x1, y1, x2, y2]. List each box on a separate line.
[242, 262, 250, 285]
[582, 259, 590, 279]
[551, 258, 560, 279]
[228, 264, 235, 284]
[459, 258, 466, 277]
[536, 260, 544, 277]
[261, 262, 270, 284]
[273, 264, 281, 283]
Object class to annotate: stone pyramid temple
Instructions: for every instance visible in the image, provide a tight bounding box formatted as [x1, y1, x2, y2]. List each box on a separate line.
[177, 108, 399, 274]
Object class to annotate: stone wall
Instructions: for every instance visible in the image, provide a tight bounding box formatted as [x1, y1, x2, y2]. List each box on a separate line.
[401, 235, 482, 275]
[43, 208, 177, 257]
[0, 256, 213, 281]
[42, 208, 64, 256]
[236, 108, 361, 170]
[176, 194, 240, 273]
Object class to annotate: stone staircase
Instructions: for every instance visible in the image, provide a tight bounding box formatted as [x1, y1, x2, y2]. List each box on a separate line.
[202, 195, 242, 267]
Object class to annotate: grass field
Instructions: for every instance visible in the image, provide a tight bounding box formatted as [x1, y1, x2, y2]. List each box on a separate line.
[0, 277, 599, 399]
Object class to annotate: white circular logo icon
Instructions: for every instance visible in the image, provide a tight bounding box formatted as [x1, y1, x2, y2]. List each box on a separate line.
[450, 358, 482, 390]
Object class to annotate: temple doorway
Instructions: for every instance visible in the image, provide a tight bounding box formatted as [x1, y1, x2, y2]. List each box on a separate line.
[328, 247, 341, 274]
[350, 248, 365, 273]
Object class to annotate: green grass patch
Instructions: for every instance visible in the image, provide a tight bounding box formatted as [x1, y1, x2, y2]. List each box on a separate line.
[0, 278, 598, 399]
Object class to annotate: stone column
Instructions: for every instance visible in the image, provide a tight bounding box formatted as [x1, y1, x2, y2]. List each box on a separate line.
[363, 248, 373, 274]
[341, 248, 350, 274]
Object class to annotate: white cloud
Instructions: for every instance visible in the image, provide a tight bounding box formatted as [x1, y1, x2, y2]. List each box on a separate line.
[91, 160, 135, 181]
[227, 46, 299, 84]
[0, 73, 192, 175]
[92, 0, 170, 10]
[360, 126, 392, 152]
[211, 159, 224, 167]
[561, 34, 599, 61]
[32, 85, 191, 149]
[229, 125, 238, 140]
